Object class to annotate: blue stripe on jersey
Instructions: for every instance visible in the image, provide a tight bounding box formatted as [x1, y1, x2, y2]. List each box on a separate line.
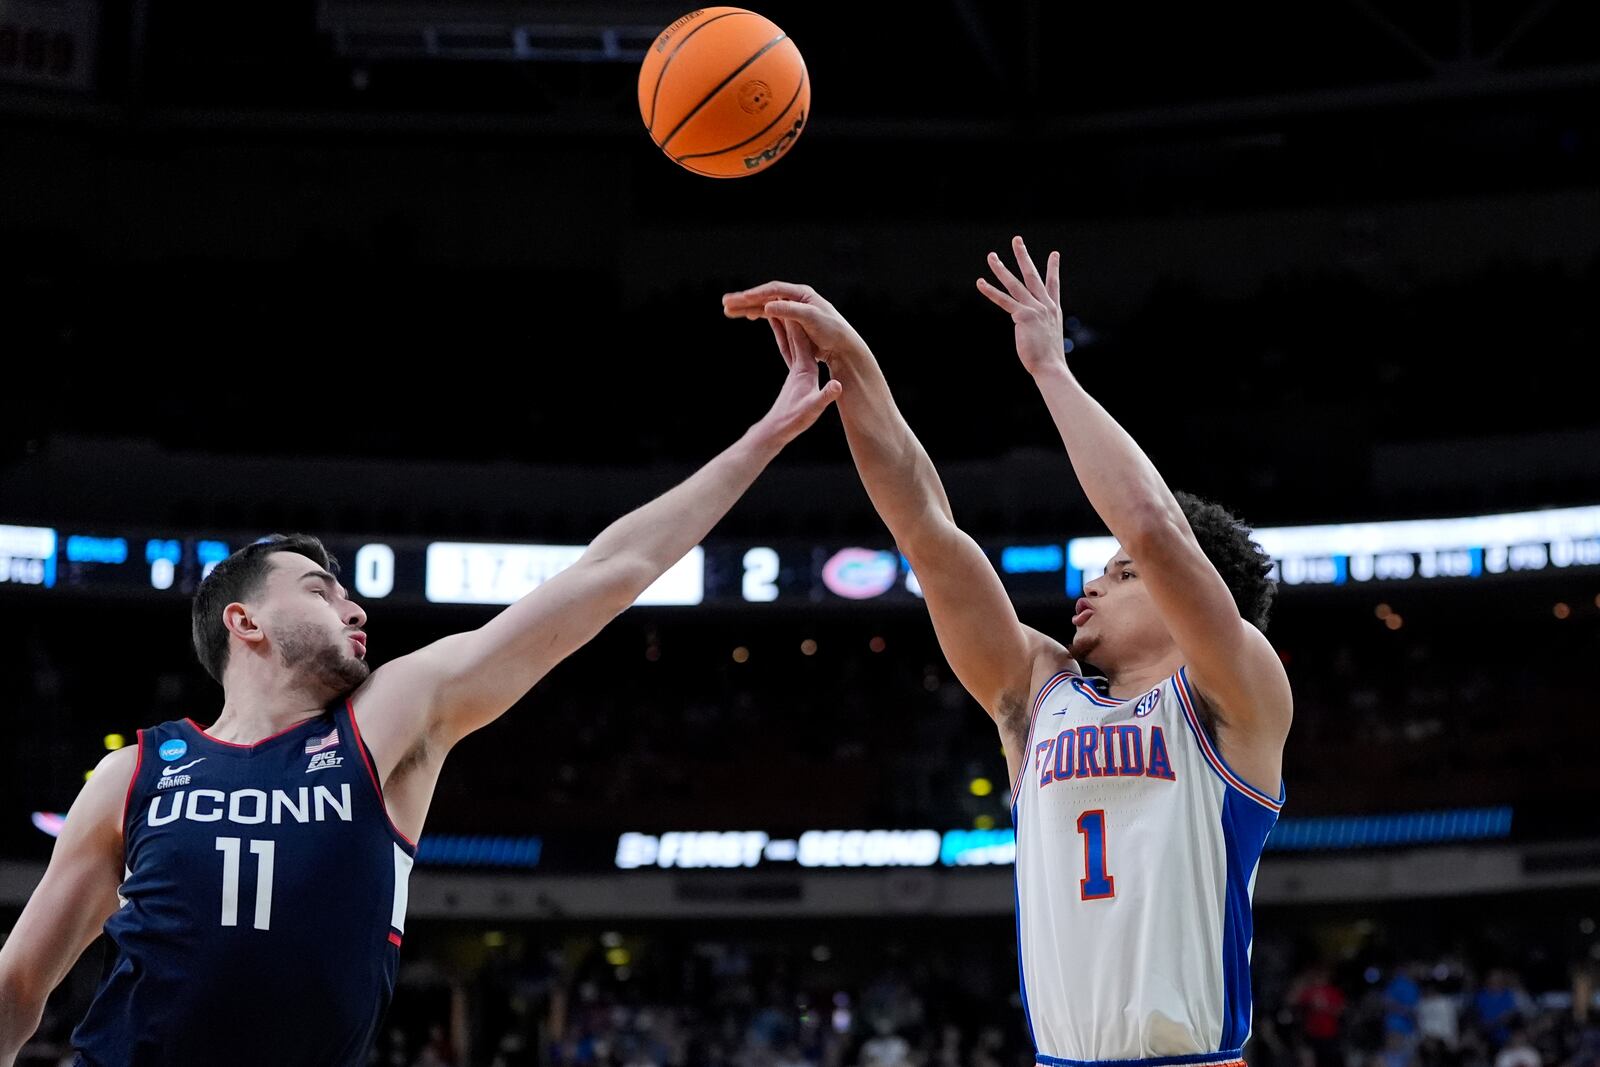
[1035, 1049, 1246, 1067]
[1011, 797, 1039, 1052]
[1218, 789, 1278, 1051]
[1070, 677, 1121, 707]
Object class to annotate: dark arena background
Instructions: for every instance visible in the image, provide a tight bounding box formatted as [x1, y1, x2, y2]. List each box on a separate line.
[3, 1, 1599, 1065]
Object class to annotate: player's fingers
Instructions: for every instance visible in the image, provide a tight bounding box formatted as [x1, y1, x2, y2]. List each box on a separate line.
[1046, 251, 1061, 306]
[763, 300, 829, 336]
[723, 297, 769, 319]
[769, 316, 795, 366]
[976, 277, 1021, 314]
[783, 317, 817, 363]
[808, 377, 844, 414]
[1012, 236, 1048, 302]
[724, 281, 813, 316]
[986, 251, 1033, 305]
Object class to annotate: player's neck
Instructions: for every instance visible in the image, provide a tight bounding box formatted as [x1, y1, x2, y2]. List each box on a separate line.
[1101, 652, 1184, 701]
[211, 674, 331, 744]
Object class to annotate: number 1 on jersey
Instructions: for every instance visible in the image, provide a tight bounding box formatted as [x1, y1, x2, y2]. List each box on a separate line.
[1076, 809, 1116, 900]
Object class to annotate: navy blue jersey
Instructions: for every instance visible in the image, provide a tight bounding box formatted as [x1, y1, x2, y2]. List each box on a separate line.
[73, 700, 417, 1067]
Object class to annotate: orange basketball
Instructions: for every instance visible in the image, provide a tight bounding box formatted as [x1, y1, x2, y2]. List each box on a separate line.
[638, 8, 810, 178]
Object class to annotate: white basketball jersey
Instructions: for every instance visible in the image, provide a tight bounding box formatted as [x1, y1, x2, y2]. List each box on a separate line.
[1010, 667, 1283, 1066]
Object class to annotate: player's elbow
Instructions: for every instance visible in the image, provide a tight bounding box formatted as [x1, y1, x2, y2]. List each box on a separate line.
[0, 962, 34, 1004]
[1120, 503, 1191, 557]
[896, 508, 964, 565]
[579, 552, 659, 616]
[0, 967, 48, 1050]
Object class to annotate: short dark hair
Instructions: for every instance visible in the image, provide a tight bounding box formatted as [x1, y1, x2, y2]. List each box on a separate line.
[191, 534, 338, 684]
[1173, 491, 1276, 632]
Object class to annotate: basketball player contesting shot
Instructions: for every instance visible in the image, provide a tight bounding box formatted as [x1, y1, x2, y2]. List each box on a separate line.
[724, 236, 1293, 1067]
[0, 348, 842, 1067]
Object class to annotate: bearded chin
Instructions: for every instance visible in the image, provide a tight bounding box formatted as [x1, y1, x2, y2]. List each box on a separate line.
[277, 624, 370, 696]
[1069, 631, 1100, 662]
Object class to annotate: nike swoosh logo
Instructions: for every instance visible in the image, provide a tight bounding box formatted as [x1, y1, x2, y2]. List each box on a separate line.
[162, 758, 206, 775]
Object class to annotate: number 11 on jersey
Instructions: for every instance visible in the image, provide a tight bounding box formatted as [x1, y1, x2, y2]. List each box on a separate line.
[216, 837, 275, 929]
[1076, 809, 1116, 900]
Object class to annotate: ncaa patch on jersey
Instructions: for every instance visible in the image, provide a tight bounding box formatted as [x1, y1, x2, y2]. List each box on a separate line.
[158, 739, 187, 761]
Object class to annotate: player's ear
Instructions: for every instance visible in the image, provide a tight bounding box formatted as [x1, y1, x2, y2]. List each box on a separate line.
[223, 602, 265, 647]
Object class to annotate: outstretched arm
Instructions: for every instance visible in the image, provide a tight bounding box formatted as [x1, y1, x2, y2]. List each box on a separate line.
[352, 338, 842, 820]
[722, 283, 1069, 771]
[978, 237, 1290, 785]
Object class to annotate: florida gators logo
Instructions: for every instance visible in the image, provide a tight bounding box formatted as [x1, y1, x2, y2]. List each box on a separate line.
[1134, 687, 1161, 717]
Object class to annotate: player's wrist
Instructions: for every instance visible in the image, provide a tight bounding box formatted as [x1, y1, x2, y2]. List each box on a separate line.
[1026, 353, 1075, 385]
[741, 417, 795, 456]
[821, 335, 873, 372]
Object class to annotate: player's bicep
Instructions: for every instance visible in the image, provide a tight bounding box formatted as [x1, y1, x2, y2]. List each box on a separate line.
[0, 749, 130, 1006]
[365, 553, 643, 749]
[909, 524, 1062, 721]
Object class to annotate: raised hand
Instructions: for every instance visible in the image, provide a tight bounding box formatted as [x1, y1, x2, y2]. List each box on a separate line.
[751, 306, 844, 446]
[976, 236, 1066, 377]
[722, 281, 871, 368]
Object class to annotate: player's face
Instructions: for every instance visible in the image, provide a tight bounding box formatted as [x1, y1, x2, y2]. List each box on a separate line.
[1069, 549, 1173, 667]
[257, 553, 370, 696]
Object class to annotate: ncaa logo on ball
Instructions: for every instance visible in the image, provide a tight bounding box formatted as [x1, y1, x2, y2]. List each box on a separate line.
[1134, 688, 1161, 717]
[158, 739, 188, 761]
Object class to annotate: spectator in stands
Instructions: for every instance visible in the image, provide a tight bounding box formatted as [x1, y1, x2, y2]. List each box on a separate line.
[1493, 1030, 1540, 1067]
[1295, 965, 1349, 1067]
[1388, 966, 1423, 1042]
[1418, 981, 1460, 1049]
[858, 1020, 911, 1067]
[1475, 972, 1525, 1049]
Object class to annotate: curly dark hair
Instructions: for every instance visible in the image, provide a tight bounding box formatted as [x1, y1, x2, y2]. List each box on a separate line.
[1173, 491, 1276, 632]
[191, 534, 338, 684]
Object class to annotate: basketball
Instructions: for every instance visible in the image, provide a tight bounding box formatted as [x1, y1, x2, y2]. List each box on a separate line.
[638, 8, 810, 178]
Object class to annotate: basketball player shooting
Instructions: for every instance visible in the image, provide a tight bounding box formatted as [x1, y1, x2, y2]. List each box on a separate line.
[0, 348, 841, 1067]
[724, 237, 1292, 1067]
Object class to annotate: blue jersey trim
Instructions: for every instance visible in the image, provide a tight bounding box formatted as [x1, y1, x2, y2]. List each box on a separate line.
[1011, 797, 1039, 1052]
[1070, 676, 1122, 707]
[1035, 1049, 1245, 1067]
[1219, 791, 1275, 1049]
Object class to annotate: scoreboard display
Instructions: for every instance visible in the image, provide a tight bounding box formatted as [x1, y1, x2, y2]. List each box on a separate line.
[3, 502, 1598, 610]
[0, 527, 1032, 608]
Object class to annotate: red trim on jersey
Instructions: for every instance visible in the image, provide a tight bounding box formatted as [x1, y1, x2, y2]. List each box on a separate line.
[344, 698, 418, 848]
[1070, 676, 1122, 707]
[1173, 668, 1283, 812]
[120, 729, 145, 848]
[183, 716, 311, 749]
[387, 931, 403, 948]
[1034, 671, 1077, 716]
[1011, 670, 1077, 808]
